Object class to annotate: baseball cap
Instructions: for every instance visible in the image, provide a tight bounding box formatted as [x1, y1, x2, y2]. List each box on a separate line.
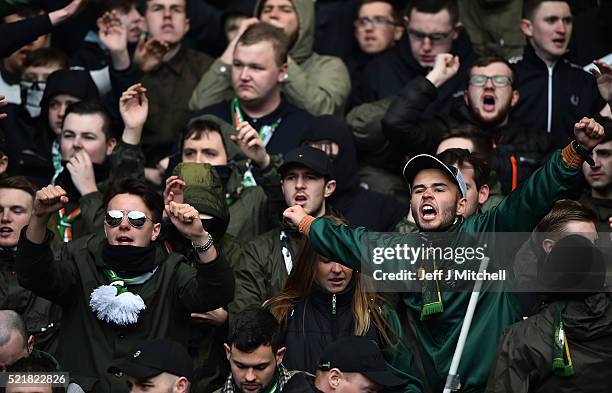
[278, 146, 334, 179]
[317, 336, 405, 388]
[108, 339, 193, 380]
[402, 154, 467, 198]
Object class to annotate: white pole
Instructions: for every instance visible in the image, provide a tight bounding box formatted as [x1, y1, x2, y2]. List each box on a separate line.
[443, 257, 490, 393]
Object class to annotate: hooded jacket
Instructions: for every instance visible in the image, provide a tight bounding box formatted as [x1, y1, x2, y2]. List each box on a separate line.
[382, 76, 552, 195]
[302, 115, 407, 231]
[358, 30, 478, 107]
[510, 44, 607, 149]
[15, 230, 234, 393]
[485, 293, 612, 393]
[189, 0, 351, 116]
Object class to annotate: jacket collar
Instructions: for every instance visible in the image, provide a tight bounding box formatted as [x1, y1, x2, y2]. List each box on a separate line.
[222, 364, 294, 393]
[310, 280, 355, 311]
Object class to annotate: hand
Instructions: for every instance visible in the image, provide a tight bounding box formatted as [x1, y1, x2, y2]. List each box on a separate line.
[165, 201, 207, 242]
[164, 176, 186, 205]
[120, 84, 148, 134]
[97, 11, 128, 53]
[574, 117, 605, 151]
[426, 54, 460, 88]
[219, 17, 259, 64]
[191, 308, 228, 326]
[592, 60, 612, 103]
[133, 36, 170, 73]
[49, 0, 86, 25]
[230, 121, 270, 168]
[66, 150, 98, 196]
[0, 95, 7, 121]
[33, 185, 69, 219]
[308, 140, 339, 159]
[283, 205, 308, 228]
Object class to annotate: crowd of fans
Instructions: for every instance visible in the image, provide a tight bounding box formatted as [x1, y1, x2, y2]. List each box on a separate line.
[0, 0, 611, 392]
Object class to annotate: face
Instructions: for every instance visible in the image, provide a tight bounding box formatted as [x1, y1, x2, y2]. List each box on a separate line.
[145, 0, 190, 45]
[314, 255, 353, 293]
[457, 163, 488, 218]
[21, 62, 63, 83]
[355, 2, 402, 54]
[225, 15, 248, 42]
[436, 138, 475, 154]
[0, 189, 33, 248]
[521, 1, 573, 63]
[325, 371, 380, 393]
[104, 193, 161, 247]
[260, 0, 299, 44]
[3, 14, 49, 74]
[6, 386, 52, 393]
[0, 331, 29, 371]
[47, 94, 80, 135]
[182, 132, 228, 165]
[464, 62, 518, 127]
[405, 9, 458, 68]
[60, 113, 116, 164]
[117, 5, 146, 44]
[232, 41, 286, 106]
[410, 169, 466, 231]
[225, 344, 285, 393]
[542, 220, 597, 254]
[583, 141, 612, 196]
[281, 167, 336, 217]
[127, 373, 184, 393]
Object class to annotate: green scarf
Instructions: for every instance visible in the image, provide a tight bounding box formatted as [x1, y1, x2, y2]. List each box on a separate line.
[552, 302, 575, 377]
[419, 259, 443, 320]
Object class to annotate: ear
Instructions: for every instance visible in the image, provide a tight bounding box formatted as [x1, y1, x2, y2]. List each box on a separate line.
[520, 18, 533, 38]
[151, 222, 162, 241]
[0, 155, 8, 174]
[275, 347, 286, 365]
[185, 18, 190, 34]
[328, 369, 342, 390]
[451, 22, 462, 40]
[323, 179, 337, 198]
[456, 196, 467, 217]
[278, 62, 289, 83]
[106, 137, 118, 156]
[224, 343, 232, 361]
[27, 335, 35, 354]
[542, 238, 555, 254]
[175, 377, 189, 393]
[463, 89, 469, 106]
[393, 24, 404, 41]
[477, 184, 490, 205]
[403, 15, 409, 25]
[510, 89, 520, 108]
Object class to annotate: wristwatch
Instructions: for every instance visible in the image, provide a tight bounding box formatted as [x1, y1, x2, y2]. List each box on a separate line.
[192, 234, 214, 254]
[572, 140, 595, 166]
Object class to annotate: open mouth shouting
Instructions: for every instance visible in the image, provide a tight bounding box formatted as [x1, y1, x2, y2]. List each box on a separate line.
[420, 203, 438, 222]
[115, 235, 134, 245]
[0, 226, 14, 238]
[293, 193, 308, 207]
[482, 93, 496, 112]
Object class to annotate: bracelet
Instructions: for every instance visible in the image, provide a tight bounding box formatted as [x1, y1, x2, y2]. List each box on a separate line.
[192, 234, 214, 254]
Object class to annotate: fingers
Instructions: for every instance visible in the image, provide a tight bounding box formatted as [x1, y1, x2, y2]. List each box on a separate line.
[37, 185, 69, 206]
[234, 121, 261, 147]
[166, 201, 199, 223]
[120, 84, 147, 106]
[576, 117, 604, 138]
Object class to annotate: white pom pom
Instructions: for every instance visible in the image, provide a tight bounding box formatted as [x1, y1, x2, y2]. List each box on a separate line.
[90, 285, 146, 325]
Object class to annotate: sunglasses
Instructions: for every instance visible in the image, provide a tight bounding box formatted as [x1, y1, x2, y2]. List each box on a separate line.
[105, 210, 153, 228]
[469, 75, 512, 87]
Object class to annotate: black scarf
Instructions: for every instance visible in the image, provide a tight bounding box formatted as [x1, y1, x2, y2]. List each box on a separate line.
[102, 244, 157, 278]
[56, 159, 111, 201]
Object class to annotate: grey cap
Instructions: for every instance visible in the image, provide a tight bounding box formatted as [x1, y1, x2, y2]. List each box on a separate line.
[402, 154, 467, 198]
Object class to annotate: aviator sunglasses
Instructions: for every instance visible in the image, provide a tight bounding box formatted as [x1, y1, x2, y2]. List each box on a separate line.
[105, 210, 153, 228]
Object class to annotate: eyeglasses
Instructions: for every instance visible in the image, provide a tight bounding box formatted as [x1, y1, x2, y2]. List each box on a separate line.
[407, 28, 453, 44]
[355, 16, 396, 29]
[469, 75, 513, 87]
[105, 210, 153, 228]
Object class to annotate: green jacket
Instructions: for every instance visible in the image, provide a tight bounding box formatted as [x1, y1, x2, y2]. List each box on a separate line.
[188, 0, 350, 116]
[228, 225, 305, 320]
[15, 233, 234, 393]
[485, 293, 612, 393]
[304, 150, 581, 392]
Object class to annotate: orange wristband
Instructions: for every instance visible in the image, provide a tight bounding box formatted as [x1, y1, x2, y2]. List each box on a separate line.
[298, 215, 315, 237]
[561, 143, 583, 169]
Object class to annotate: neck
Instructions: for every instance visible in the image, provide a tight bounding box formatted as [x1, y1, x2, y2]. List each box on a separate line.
[240, 92, 281, 119]
[592, 187, 612, 200]
[313, 202, 327, 218]
[162, 43, 182, 63]
[531, 43, 559, 67]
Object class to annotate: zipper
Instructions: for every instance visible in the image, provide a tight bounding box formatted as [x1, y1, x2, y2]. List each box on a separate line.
[546, 63, 556, 133]
[331, 294, 337, 315]
[510, 155, 518, 191]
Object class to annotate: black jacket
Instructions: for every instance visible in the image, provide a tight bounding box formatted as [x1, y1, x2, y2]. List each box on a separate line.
[511, 44, 606, 148]
[193, 99, 315, 157]
[281, 282, 379, 374]
[282, 373, 322, 393]
[383, 76, 551, 195]
[359, 30, 478, 111]
[303, 115, 407, 230]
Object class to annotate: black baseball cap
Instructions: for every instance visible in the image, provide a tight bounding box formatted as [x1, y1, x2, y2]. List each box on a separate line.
[278, 146, 334, 179]
[317, 336, 405, 388]
[403, 154, 467, 198]
[108, 339, 193, 380]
